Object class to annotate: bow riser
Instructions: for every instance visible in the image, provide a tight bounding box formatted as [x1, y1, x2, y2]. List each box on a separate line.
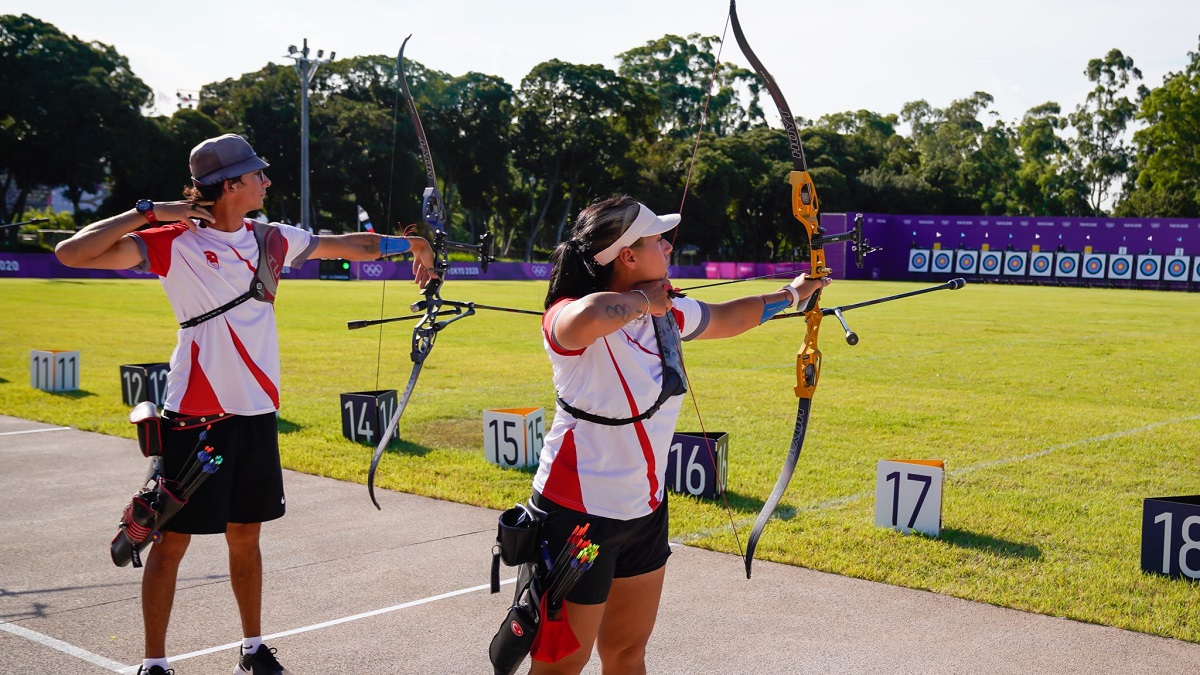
[797, 316, 821, 399]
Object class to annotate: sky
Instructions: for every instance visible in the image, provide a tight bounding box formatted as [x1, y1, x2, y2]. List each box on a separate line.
[8, 0, 1200, 128]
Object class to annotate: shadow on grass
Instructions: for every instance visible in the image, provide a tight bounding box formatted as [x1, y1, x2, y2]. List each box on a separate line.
[372, 436, 433, 458]
[277, 417, 303, 434]
[939, 527, 1042, 560]
[50, 389, 96, 400]
[0, 376, 8, 384]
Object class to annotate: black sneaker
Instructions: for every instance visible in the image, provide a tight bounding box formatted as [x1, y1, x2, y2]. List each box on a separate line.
[234, 644, 290, 674]
[136, 667, 173, 675]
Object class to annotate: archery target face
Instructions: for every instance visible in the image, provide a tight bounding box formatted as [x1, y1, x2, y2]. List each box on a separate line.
[931, 251, 953, 273]
[1164, 256, 1189, 281]
[1108, 255, 1132, 279]
[1030, 252, 1053, 276]
[1055, 253, 1080, 277]
[908, 249, 930, 273]
[1136, 256, 1162, 280]
[1082, 254, 1106, 278]
[980, 251, 1003, 274]
[955, 251, 978, 274]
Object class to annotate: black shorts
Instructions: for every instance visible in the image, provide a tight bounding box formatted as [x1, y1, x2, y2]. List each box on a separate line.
[531, 491, 671, 605]
[160, 412, 285, 534]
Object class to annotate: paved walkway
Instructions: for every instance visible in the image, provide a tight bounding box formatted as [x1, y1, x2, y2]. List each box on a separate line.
[2, 415, 1197, 674]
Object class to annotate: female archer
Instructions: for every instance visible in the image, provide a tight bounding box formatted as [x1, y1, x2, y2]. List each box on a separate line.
[528, 194, 829, 674]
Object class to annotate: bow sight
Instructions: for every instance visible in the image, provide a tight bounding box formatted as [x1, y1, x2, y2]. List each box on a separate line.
[812, 213, 880, 271]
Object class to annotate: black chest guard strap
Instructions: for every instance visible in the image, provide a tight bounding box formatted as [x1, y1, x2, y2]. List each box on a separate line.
[179, 222, 285, 329]
[556, 313, 688, 427]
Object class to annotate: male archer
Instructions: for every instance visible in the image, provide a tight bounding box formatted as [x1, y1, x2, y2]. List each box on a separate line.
[55, 133, 435, 675]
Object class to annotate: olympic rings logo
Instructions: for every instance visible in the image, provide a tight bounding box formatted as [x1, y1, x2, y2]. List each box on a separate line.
[531, 264, 550, 278]
[361, 263, 384, 278]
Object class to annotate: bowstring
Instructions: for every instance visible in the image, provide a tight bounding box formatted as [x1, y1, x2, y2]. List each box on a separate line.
[673, 16, 744, 558]
[675, 17, 730, 236]
[376, 53, 407, 392]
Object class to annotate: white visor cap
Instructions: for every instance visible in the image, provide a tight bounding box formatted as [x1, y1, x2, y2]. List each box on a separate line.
[592, 203, 681, 266]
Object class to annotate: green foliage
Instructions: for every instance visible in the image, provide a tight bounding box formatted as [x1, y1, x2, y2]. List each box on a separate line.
[1118, 37, 1200, 218]
[0, 13, 152, 222]
[7, 13, 1200, 257]
[1068, 49, 1145, 215]
[618, 33, 764, 139]
[2, 278, 1199, 642]
[12, 206, 73, 252]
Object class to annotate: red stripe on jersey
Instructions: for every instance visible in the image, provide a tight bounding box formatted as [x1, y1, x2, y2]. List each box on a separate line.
[622, 329, 658, 356]
[603, 339, 660, 510]
[542, 429, 584, 510]
[670, 306, 686, 332]
[132, 223, 190, 277]
[231, 243, 256, 272]
[226, 319, 280, 408]
[179, 340, 223, 415]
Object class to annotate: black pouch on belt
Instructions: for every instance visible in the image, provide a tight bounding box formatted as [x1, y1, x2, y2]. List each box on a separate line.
[491, 501, 543, 593]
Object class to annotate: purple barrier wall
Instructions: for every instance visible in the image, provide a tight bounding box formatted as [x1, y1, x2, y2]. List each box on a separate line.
[823, 212, 1200, 283]
[0, 255, 708, 281]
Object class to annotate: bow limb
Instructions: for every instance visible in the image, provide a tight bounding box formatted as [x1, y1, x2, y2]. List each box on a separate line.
[729, 0, 825, 578]
[367, 38, 447, 508]
[368, 356, 426, 509]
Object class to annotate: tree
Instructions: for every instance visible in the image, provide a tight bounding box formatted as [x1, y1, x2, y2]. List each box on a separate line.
[617, 34, 764, 139]
[901, 92, 999, 214]
[1011, 103, 1088, 216]
[0, 14, 152, 226]
[1067, 48, 1145, 215]
[513, 60, 658, 260]
[1117, 37, 1200, 217]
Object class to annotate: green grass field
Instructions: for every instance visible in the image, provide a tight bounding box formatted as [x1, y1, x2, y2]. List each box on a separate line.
[2, 277, 1198, 642]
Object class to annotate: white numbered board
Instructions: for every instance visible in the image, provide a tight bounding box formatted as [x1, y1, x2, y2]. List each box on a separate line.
[875, 459, 944, 536]
[483, 407, 545, 469]
[30, 350, 79, 392]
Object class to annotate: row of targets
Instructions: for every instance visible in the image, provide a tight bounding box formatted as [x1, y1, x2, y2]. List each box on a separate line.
[908, 248, 1199, 282]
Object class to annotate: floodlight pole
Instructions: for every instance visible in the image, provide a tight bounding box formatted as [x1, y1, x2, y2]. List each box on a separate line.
[285, 38, 334, 231]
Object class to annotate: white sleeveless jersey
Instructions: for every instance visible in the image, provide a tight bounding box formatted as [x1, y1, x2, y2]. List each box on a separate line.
[131, 220, 316, 416]
[534, 295, 709, 520]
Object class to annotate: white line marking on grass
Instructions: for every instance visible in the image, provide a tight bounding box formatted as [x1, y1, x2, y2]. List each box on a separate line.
[675, 414, 1200, 544]
[0, 426, 71, 436]
[114, 578, 518, 673]
[948, 415, 1200, 478]
[0, 621, 128, 672]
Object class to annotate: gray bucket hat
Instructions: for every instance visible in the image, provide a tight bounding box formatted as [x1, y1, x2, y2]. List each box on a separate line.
[189, 134, 270, 185]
